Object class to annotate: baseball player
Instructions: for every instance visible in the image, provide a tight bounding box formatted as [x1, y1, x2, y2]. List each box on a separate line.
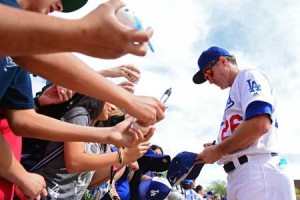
[193, 46, 296, 200]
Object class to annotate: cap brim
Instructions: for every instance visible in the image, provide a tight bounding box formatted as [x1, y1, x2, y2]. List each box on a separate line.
[185, 163, 204, 180]
[168, 165, 194, 186]
[138, 155, 171, 173]
[193, 70, 206, 84]
[144, 153, 170, 159]
[61, 0, 88, 13]
[166, 152, 197, 186]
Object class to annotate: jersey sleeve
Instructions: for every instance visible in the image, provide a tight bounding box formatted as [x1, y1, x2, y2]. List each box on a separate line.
[238, 69, 274, 115]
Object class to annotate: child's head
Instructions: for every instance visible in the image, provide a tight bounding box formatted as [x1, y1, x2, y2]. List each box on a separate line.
[20, 0, 87, 14]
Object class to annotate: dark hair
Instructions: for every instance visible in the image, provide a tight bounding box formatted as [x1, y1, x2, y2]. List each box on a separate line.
[36, 83, 104, 121]
[181, 181, 192, 190]
[195, 185, 203, 192]
[98, 115, 125, 128]
[75, 94, 105, 120]
[150, 144, 164, 154]
[36, 91, 83, 119]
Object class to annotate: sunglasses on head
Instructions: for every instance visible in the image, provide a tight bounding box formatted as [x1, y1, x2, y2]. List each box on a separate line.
[203, 58, 219, 80]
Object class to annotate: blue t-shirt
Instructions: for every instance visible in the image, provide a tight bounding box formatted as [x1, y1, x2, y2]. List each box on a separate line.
[0, 0, 20, 9]
[115, 167, 130, 200]
[0, 0, 33, 109]
[0, 57, 34, 109]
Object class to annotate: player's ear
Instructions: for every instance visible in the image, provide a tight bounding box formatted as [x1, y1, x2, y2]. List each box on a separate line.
[219, 56, 228, 66]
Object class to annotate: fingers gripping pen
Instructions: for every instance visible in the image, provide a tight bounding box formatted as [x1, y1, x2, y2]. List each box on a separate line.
[116, 7, 155, 53]
[131, 88, 172, 134]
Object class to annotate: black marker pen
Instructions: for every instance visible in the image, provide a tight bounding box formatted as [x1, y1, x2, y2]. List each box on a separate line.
[131, 87, 172, 133]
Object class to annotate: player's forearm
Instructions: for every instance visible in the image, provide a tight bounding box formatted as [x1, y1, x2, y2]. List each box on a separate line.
[6, 109, 113, 143]
[217, 115, 270, 155]
[13, 53, 132, 110]
[0, 5, 78, 56]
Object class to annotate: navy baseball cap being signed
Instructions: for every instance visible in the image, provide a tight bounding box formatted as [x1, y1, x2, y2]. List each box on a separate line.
[61, 0, 88, 13]
[167, 151, 204, 186]
[193, 46, 230, 84]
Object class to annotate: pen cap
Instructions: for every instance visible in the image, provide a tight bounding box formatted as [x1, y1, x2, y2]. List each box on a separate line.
[160, 88, 172, 104]
[116, 6, 155, 53]
[116, 7, 137, 29]
[165, 88, 172, 96]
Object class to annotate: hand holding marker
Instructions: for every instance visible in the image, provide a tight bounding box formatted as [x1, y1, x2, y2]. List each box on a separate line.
[131, 88, 172, 134]
[116, 6, 154, 52]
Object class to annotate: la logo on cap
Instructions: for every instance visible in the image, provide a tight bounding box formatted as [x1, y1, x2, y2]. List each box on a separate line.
[150, 190, 160, 197]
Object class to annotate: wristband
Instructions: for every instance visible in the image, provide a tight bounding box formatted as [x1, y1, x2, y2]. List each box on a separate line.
[117, 148, 123, 164]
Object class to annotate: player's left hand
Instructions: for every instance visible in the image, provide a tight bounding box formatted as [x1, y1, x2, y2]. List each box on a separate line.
[195, 144, 222, 164]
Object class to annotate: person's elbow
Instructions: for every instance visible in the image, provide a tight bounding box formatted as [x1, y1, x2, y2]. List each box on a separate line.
[6, 109, 35, 137]
[65, 157, 81, 173]
[249, 114, 271, 137]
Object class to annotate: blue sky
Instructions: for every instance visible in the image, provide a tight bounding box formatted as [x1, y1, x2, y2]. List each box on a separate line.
[32, 0, 300, 187]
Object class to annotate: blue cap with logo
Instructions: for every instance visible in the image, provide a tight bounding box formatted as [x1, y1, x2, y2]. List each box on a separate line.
[193, 46, 230, 84]
[138, 177, 171, 200]
[167, 151, 204, 186]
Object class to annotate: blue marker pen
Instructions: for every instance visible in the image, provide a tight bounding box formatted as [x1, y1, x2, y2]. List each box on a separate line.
[116, 7, 155, 53]
[133, 16, 155, 53]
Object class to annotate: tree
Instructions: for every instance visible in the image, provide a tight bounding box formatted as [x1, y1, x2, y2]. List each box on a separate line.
[295, 187, 300, 200]
[205, 180, 227, 198]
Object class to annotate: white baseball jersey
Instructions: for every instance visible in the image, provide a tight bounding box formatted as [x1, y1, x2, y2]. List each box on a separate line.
[217, 69, 279, 165]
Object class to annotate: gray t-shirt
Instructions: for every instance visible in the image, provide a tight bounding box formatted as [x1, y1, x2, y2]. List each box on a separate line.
[35, 107, 104, 200]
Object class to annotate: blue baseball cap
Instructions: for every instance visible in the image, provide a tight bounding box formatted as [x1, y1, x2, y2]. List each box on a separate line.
[193, 46, 230, 84]
[138, 148, 170, 174]
[167, 151, 203, 186]
[185, 162, 204, 180]
[138, 177, 171, 200]
[181, 179, 193, 185]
